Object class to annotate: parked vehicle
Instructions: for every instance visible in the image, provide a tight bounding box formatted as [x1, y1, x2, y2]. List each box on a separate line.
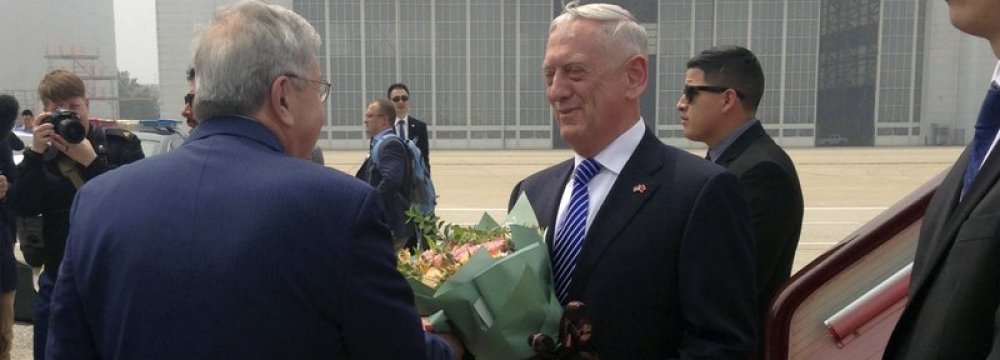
[116, 119, 188, 157]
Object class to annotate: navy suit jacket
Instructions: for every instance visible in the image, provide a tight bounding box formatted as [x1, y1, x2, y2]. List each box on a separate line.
[714, 121, 803, 324]
[47, 117, 428, 359]
[357, 131, 413, 245]
[509, 130, 757, 359]
[884, 140, 1000, 359]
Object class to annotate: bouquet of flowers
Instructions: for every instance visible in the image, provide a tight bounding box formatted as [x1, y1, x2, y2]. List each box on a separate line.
[398, 194, 563, 360]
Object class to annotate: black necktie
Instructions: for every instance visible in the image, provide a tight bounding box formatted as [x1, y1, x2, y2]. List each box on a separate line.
[396, 120, 406, 140]
[962, 82, 1000, 198]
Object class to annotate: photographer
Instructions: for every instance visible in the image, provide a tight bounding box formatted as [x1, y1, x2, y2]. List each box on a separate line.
[7, 69, 143, 359]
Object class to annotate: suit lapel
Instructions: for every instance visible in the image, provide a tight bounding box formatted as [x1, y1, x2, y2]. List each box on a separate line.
[536, 161, 574, 248]
[909, 145, 980, 294]
[715, 121, 765, 167]
[569, 132, 664, 297]
[355, 156, 371, 179]
[963, 145, 1000, 208]
[406, 116, 418, 141]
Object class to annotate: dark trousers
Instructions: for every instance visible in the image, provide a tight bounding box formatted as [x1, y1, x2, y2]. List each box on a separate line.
[33, 271, 54, 360]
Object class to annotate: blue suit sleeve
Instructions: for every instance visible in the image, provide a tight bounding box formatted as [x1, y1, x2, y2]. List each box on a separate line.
[339, 189, 427, 357]
[374, 138, 407, 197]
[678, 171, 758, 358]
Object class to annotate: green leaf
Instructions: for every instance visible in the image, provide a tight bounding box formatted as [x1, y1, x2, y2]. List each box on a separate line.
[476, 213, 500, 231]
[506, 192, 539, 228]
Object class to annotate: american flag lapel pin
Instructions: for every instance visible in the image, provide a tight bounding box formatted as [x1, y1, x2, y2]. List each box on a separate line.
[632, 183, 647, 194]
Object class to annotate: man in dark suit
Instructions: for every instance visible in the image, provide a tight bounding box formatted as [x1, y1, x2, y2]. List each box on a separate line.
[388, 83, 430, 174]
[357, 98, 412, 249]
[509, 2, 757, 358]
[45, 2, 452, 359]
[677, 46, 803, 340]
[884, 2, 1000, 359]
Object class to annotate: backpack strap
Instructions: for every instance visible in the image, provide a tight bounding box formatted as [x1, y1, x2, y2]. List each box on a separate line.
[54, 126, 112, 189]
[56, 156, 84, 189]
[369, 132, 404, 167]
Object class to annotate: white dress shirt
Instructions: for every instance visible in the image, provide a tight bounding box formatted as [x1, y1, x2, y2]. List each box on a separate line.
[395, 117, 409, 140]
[554, 119, 646, 236]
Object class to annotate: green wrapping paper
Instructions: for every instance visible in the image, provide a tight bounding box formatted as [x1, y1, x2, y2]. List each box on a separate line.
[405, 194, 561, 359]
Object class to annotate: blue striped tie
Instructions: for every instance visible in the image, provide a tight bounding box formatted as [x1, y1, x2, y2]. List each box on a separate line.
[962, 82, 1000, 199]
[552, 158, 601, 304]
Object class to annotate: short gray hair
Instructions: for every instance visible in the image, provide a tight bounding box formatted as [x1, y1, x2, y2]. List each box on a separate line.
[370, 98, 396, 121]
[551, 1, 648, 60]
[192, 1, 321, 121]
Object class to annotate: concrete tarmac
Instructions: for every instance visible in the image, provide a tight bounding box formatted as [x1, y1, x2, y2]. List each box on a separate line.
[330, 146, 961, 271]
[9, 146, 963, 359]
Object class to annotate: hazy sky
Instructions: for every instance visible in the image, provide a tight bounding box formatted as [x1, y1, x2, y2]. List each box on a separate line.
[114, 0, 159, 84]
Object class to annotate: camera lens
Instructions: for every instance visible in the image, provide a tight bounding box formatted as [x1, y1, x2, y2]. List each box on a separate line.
[50, 110, 86, 144]
[56, 119, 86, 144]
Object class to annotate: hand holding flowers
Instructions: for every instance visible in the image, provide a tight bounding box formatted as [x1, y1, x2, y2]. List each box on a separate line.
[396, 195, 563, 359]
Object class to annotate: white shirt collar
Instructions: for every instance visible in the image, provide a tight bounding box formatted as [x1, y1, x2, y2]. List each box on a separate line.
[395, 116, 409, 125]
[573, 118, 645, 175]
[992, 61, 1000, 85]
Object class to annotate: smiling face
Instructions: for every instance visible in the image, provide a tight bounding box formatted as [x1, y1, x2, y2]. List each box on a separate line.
[543, 19, 633, 157]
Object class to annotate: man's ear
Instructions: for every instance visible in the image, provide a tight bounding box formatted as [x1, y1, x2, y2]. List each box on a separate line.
[720, 89, 741, 114]
[270, 76, 295, 126]
[623, 54, 648, 101]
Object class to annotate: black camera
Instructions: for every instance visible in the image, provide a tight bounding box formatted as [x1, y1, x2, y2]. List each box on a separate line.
[46, 109, 86, 144]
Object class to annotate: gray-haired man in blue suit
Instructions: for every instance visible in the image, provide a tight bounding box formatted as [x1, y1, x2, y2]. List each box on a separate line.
[45, 2, 452, 359]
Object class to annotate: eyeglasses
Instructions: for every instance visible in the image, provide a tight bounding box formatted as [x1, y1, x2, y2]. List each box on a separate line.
[285, 73, 331, 102]
[391, 95, 409, 103]
[683, 85, 745, 103]
[184, 93, 194, 106]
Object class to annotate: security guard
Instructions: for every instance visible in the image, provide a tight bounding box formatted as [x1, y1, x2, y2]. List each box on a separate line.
[6, 69, 144, 359]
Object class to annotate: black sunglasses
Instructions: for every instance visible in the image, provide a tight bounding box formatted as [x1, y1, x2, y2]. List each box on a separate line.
[184, 93, 194, 106]
[683, 85, 744, 103]
[391, 95, 409, 103]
